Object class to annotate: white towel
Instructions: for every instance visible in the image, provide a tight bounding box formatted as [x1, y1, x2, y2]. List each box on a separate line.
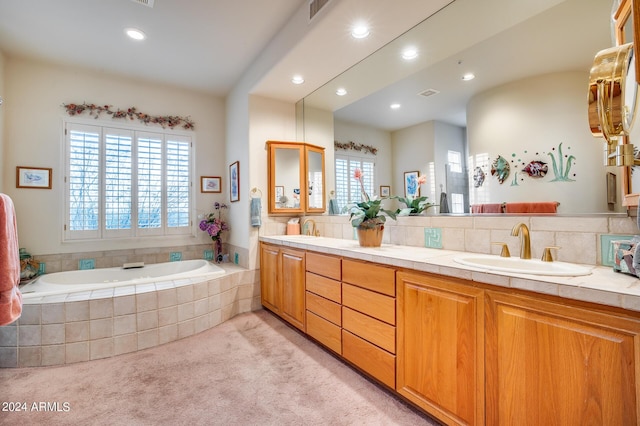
[251, 197, 262, 227]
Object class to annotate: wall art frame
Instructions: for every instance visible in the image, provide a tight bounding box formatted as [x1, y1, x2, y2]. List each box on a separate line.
[230, 161, 240, 202]
[16, 166, 52, 189]
[201, 176, 221, 193]
[404, 171, 420, 197]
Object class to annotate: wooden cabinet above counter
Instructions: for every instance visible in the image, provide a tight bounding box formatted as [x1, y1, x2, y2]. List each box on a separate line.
[260, 237, 640, 426]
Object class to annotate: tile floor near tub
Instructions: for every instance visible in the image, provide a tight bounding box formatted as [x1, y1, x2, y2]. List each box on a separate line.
[0, 266, 260, 368]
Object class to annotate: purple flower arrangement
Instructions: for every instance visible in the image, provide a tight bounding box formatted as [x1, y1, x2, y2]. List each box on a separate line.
[199, 202, 229, 240]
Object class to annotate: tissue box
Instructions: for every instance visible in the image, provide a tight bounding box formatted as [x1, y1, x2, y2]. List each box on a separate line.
[612, 239, 638, 276]
[286, 223, 300, 235]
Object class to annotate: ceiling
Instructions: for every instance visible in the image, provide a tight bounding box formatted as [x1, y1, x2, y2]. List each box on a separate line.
[0, 0, 453, 103]
[305, 0, 613, 131]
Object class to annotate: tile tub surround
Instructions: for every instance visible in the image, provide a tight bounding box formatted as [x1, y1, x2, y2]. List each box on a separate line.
[1, 265, 260, 368]
[259, 214, 640, 266]
[259, 235, 640, 315]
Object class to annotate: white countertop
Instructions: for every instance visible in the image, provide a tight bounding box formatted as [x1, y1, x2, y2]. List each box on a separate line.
[260, 235, 640, 314]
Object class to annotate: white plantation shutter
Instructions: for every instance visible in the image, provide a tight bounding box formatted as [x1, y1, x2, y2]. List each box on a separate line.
[166, 137, 191, 231]
[137, 133, 163, 233]
[104, 128, 133, 237]
[335, 154, 376, 212]
[64, 122, 192, 241]
[67, 124, 101, 239]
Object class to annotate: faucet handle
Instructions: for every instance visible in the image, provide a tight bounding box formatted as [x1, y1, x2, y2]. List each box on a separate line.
[491, 242, 511, 258]
[541, 246, 561, 262]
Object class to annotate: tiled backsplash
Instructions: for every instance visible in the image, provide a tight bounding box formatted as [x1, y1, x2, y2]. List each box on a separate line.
[34, 244, 215, 274]
[258, 214, 640, 266]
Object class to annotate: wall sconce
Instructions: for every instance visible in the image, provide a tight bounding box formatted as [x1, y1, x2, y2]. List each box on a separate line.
[588, 43, 638, 166]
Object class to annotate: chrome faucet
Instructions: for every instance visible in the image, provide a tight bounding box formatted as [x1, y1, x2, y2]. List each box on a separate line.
[510, 222, 531, 259]
[302, 218, 318, 236]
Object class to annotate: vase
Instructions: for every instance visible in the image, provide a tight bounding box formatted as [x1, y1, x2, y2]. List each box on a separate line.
[356, 222, 384, 247]
[212, 238, 223, 263]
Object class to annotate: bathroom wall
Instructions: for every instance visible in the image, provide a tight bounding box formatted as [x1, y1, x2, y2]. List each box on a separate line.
[467, 71, 616, 214]
[4, 56, 226, 256]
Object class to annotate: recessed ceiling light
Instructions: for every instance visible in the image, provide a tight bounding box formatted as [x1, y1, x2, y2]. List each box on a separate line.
[462, 73, 475, 81]
[390, 103, 401, 109]
[336, 88, 347, 96]
[401, 47, 418, 60]
[125, 28, 146, 40]
[291, 75, 305, 85]
[351, 24, 370, 39]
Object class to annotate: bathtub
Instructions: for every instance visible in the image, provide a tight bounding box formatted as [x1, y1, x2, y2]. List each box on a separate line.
[2, 259, 260, 368]
[20, 259, 225, 299]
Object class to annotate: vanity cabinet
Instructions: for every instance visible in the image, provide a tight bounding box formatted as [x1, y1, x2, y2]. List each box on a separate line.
[259, 243, 306, 331]
[305, 252, 342, 354]
[485, 290, 640, 425]
[260, 241, 640, 425]
[266, 141, 325, 215]
[396, 271, 485, 426]
[341, 259, 397, 389]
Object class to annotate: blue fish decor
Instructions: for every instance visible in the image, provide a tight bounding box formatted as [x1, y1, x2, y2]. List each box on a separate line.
[522, 161, 548, 178]
[490, 155, 510, 184]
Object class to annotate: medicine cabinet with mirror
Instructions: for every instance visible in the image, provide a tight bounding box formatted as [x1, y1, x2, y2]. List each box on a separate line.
[266, 141, 326, 215]
[298, 0, 637, 215]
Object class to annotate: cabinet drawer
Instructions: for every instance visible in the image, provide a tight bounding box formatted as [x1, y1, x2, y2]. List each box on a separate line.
[343, 307, 395, 353]
[306, 291, 341, 325]
[306, 311, 342, 354]
[342, 330, 395, 389]
[342, 283, 395, 325]
[342, 259, 395, 296]
[306, 272, 341, 303]
[306, 252, 341, 280]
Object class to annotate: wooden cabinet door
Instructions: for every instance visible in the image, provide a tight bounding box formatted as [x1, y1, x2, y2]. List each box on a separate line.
[280, 247, 306, 331]
[486, 291, 640, 426]
[260, 243, 280, 314]
[397, 271, 484, 426]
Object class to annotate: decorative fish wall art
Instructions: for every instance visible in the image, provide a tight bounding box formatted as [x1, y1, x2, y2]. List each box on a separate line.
[522, 160, 548, 178]
[490, 155, 510, 184]
[473, 167, 485, 188]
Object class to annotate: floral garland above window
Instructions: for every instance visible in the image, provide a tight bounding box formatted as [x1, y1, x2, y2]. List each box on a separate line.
[62, 102, 195, 130]
[334, 140, 377, 155]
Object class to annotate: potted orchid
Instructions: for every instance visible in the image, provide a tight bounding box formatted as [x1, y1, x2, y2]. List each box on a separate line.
[392, 174, 435, 215]
[200, 202, 229, 262]
[346, 169, 397, 246]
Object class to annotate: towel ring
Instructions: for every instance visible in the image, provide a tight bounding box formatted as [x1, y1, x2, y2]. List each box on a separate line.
[251, 188, 263, 198]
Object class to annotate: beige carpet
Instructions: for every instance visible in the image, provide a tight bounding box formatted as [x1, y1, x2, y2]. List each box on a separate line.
[0, 310, 438, 425]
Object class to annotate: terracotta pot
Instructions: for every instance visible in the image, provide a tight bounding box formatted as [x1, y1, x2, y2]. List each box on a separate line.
[357, 222, 384, 247]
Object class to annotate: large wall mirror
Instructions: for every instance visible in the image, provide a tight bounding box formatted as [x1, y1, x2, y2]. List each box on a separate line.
[299, 0, 629, 215]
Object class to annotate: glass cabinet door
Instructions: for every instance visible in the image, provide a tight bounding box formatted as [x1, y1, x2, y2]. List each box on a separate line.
[267, 141, 325, 214]
[306, 145, 325, 212]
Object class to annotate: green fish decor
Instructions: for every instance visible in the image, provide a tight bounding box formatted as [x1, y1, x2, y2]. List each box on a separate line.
[491, 155, 510, 184]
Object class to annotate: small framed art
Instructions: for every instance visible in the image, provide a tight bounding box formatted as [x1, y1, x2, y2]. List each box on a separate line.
[230, 161, 240, 202]
[380, 185, 390, 197]
[275, 186, 284, 203]
[16, 166, 52, 189]
[404, 171, 420, 197]
[201, 176, 221, 193]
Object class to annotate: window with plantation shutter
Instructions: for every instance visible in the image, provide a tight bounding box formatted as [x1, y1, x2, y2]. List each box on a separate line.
[335, 154, 376, 213]
[64, 121, 192, 241]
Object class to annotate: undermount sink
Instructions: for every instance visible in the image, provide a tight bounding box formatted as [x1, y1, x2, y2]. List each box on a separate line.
[453, 255, 592, 277]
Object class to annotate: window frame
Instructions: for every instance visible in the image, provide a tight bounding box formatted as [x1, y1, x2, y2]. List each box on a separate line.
[335, 152, 377, 213]
[63, 118, 195, 243]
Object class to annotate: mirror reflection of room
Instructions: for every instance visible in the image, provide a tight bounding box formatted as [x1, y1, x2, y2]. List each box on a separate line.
[301, 0, 619, 215]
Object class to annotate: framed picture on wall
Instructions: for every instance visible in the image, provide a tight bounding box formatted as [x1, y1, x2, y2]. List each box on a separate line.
[230, 161, 240, 202]
[380, 185, 390, 197]
[404, 171, 420, 197]
[201, 176, 221, 193]
[16, 166, 52, 189]
[275, 186, 284, 203]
